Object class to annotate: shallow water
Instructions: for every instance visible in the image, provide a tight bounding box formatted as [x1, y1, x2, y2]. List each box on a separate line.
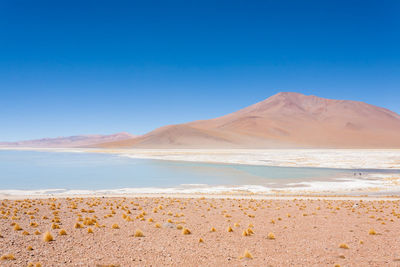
[0, 150, 398, 194]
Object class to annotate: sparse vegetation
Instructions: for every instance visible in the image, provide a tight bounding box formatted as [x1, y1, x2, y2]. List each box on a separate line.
[43, 231, 54, 242]
[134, 229, 144, 237]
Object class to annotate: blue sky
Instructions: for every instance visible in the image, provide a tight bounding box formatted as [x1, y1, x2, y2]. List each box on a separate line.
[0, 0, 399, 141]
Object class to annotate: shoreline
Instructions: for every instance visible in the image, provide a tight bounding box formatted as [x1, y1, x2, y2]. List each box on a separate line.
[1, 192, 400, 201]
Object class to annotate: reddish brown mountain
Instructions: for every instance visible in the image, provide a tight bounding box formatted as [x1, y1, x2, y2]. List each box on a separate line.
[97, 92, 400, 148]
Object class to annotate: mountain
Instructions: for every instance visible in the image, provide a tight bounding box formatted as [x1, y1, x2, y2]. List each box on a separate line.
[0, 132, 136, 148]
[96, 92, 400, 148]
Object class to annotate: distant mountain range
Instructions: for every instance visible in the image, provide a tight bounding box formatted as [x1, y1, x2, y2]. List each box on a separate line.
[0, 132, 135, 148]
[3, 92, 400, 148]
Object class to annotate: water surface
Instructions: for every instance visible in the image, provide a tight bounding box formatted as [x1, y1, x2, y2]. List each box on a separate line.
[0, 150, 397, 194]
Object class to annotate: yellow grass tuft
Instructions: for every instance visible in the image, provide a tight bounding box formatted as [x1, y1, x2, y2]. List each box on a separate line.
[239, 249, 253, 259]
[1, 254, 16, 260]
[234, 223, 240, 227]
[227, 226, 233, 232]
[34, 230, 41, 235]
[59, 229, 67, 235]
[112, 224, 119, 229]
[87, 228, 93, 233]
[27, 262, 42, 267]
[22, 230, 30, 236]
[134, 229, 144, 237]
[176, 225, 183, 230]
[182, 228, 191, 235]
[267, 232, 275, 240]
[43, 231, 53, 242]
[13, 223, 22, 231]
[199, 238, 204, 243]
[74, 223, 82, 229]
[339, 243, 349, 249]
[210, 227, 216, 232]
[27, 245, 33, 251]
[247, 228, 254, 234]
[369, 229, 377, 235]
[147, 218, 154, 222]
[155, 223, 161, 228]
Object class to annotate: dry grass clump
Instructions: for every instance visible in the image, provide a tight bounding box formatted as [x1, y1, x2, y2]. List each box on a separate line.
[182, 228, 191, 235]
[74, 223, 83, 229]
[43, 231, 54, 242]
[27, 262, 42, 267]
[210, 227, 216, 232]
[87, 228, 94, 233]
[267, 232, 275, 240]
[27, 245, 33, 251]
[112, 224, 120, 229]
[239, 249, 253, 259]
[22, 230, 30, 235]
[242, 228, 254, 236]
[59, 229, 67, 235]
[0, 254, 16, 260]
[176, 225, 183, 230]
[13, 223, 22, 231]
[134, 229, 144, 237]
[199, 238, 204, 243]
[339, 243, 349, 249]
[34, 230, 41, 235]
[369, 229, 377, 235]
[154, 223, 161, 228]
[227, 226, 233, 232]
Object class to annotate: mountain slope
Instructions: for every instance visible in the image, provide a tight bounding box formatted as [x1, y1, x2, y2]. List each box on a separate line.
[0, 132, 136, 148]
[97, 92, 400, 148]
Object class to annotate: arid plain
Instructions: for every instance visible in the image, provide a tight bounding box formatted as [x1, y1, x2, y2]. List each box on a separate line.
[1, 196, 400, 266]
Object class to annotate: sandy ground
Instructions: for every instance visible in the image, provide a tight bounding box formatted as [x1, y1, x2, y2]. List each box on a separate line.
[1, 196, 400, 266]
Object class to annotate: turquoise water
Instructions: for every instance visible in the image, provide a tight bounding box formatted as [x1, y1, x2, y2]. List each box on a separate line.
[0, 150, 358, 191]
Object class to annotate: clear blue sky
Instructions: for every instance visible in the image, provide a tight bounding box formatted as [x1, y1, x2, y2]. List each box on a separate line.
[0, 0, 399, 141]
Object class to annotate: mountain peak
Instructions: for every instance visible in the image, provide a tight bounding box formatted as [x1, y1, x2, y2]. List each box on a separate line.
[267, 92, 324, 103]
[271, 92, 306, 98]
